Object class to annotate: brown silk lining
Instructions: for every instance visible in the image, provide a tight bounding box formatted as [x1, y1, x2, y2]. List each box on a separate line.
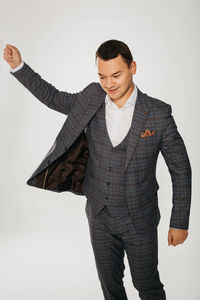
[35, 131, 89, 194]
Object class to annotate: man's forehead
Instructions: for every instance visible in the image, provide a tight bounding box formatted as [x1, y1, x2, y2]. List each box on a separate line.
[97, 70, 122, 76]
[97, 57, 126, 76]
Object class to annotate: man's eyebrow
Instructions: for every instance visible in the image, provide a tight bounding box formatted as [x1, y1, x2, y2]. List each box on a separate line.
[98, 71, 122, 76]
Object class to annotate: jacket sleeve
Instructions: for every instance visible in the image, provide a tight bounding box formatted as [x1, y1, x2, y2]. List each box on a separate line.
[10, 61, 81, 115]
[160, 104, 192, 230]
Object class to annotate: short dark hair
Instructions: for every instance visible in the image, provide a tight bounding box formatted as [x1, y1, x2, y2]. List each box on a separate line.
[95, 39, 133, 67]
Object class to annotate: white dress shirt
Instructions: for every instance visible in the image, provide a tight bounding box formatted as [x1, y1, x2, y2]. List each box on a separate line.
[104, 84, 137, 147]
[9, 61, 180, 230]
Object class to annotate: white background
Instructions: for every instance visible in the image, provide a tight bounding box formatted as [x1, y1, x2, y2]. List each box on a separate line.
[0, 0, 199, 299]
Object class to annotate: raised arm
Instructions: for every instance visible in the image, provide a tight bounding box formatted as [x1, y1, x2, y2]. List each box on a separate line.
[3, 44, 80, 115]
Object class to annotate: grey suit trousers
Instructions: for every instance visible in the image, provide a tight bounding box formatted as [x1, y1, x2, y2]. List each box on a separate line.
[85, 198, 166, 300]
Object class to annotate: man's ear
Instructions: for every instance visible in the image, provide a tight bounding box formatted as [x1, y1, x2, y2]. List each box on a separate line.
[130, 60, 136, 75]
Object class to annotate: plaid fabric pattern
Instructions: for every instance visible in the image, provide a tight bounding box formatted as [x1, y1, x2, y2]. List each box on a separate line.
[10, 62, 192, 233]
[85, 202, 166, 299]
[83, 100, 134, 217]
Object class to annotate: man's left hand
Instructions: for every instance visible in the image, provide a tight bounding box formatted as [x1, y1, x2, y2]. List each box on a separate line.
[168, 228, 188, 246]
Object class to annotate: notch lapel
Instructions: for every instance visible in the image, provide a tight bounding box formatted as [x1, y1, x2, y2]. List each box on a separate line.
[124, 88, 151, 173]
[74, 87, 106, 138]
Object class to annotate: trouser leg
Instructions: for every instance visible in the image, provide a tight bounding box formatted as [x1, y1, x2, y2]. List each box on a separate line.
[123, 226, 166, 300]
[85, 202, 128, 300]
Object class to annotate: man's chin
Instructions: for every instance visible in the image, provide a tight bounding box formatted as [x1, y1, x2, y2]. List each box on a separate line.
[109, 94, 119, 100]
[112, 93, 123, 99]
[108, 91, 121, 99]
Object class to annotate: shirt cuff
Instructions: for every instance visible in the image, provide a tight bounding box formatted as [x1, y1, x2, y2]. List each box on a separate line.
[10, 60, 24, 73]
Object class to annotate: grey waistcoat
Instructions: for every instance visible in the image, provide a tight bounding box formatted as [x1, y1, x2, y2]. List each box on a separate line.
[83, 100, 133, 219]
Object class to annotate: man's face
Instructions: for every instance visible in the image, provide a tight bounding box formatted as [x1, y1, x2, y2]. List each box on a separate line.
[97, 54, 136, 101]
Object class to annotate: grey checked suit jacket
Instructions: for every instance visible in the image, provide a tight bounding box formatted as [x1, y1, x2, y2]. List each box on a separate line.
[10, 62, 192, 233]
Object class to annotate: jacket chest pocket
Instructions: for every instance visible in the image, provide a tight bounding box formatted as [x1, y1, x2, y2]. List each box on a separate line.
[139, 133, 158, 145]
[137, 134, 160, 154]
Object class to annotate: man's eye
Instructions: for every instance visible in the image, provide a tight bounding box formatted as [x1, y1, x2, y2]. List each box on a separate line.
[114, 75, 119, 78]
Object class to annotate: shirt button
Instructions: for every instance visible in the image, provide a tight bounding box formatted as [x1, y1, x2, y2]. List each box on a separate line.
[105, 196, 108, 199]
[107, 182, 110, 185]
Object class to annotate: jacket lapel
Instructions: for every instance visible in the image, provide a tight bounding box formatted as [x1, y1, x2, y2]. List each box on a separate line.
[124, 88, 151, 173]
[73, 87, 106, 140]
[76, 84, 151, 174]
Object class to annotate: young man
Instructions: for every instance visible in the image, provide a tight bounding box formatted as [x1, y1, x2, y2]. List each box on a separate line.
[4, 40, 191, 300]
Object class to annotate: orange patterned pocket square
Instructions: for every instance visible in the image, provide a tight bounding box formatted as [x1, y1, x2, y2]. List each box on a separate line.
[141, 129, 155, 138]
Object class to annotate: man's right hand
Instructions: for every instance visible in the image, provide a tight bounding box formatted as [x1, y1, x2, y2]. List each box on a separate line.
[3, 44, 22, 69]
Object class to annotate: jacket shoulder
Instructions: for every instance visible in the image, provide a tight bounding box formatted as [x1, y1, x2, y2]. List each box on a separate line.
[146, 94, 170, 108]
[79, 82, 104, 96]
[143, 92, 171, 114]
[82, 81, 101, 91]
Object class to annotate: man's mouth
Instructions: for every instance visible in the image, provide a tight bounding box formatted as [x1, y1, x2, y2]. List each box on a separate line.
[108, 88, 118, 93]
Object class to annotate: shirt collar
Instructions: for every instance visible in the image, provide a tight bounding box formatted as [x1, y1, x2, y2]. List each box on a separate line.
[105, 83, 138, 111]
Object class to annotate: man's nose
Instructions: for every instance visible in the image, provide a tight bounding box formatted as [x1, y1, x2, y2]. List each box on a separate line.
[105, 78, 114, 89]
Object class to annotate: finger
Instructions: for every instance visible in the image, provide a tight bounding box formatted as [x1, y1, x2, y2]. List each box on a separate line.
[4, 50, 12, 59]
[4, 48, 12, 57]
[168, 233, 172, 245]
[4, 53, 12, 62]
[6, 44, 16, 50]
[4, 49, 11, 60]
[168, 233, 170, 245]
[5, 46, 11, 52]
[172, 238, 178, 246]
[6, 45, 15, 55]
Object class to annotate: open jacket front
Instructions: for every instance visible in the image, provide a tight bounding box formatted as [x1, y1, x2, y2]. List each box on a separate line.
[10, 62, 192, 233]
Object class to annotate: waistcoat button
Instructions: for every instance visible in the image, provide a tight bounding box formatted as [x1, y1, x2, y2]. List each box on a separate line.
[106, 182, 110, 185]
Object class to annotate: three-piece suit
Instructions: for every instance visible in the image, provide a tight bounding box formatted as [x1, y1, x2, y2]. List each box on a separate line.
[10, 61, 192, 300]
